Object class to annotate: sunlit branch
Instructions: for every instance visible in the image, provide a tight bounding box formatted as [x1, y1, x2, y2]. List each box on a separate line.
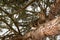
[0, 15, 7, 17]
[0, 18, 18, 34]
[25, 10, 40, 13]
[11, 0, 36, 16]
[0, 7, 21, 35]
[23, 16, 60, 40]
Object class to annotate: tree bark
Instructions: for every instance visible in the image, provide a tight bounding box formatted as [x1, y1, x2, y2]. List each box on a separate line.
[23, 16, 60, 40]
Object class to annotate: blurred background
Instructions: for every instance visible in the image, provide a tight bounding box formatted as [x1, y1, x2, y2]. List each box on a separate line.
[0, 0, 60, 40]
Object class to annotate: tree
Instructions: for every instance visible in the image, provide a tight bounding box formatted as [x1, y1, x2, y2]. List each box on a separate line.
[0, 0, 60, 40]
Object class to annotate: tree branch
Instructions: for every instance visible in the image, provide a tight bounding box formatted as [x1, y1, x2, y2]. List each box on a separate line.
[23, 16, 60, 40]
[0, 18, 18, 34]
[11, 0, 36, 16]
[0, 7, 22, 35]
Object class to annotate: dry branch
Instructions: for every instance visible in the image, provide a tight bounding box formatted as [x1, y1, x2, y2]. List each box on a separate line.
[23, 0, 60, 40]
[23, 16, 60, 40]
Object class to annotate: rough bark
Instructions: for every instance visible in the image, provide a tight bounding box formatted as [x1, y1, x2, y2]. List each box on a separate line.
[48, 0, 60, 20]
[23, 0, 60, 40]
[5, 0, 60, 40]
[23, 16, 60, 40]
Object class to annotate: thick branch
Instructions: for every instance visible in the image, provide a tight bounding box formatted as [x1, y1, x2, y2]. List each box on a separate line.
[23, 16, 60, 40]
